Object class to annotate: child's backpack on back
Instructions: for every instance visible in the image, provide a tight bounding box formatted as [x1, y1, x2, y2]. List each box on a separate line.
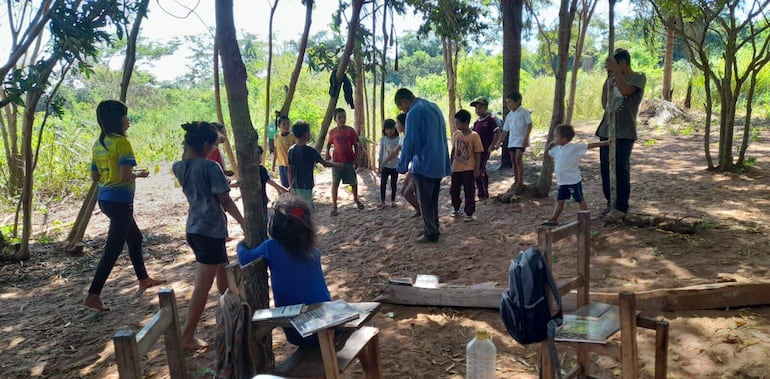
[500, 247, 563, 377]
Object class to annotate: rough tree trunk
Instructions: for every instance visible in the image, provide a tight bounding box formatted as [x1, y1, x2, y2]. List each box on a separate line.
[216, 0, 265, 248]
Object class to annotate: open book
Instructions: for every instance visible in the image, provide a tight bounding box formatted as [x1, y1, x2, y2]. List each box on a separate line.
[252, 304, 306, 322]
[555, 303, 620, 344]
[290, 300, 360, 338]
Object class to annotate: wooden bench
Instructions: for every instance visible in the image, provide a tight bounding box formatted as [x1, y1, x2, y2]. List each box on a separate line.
[538, 211, 670, 379]
[113, 288, 187, 379]
[226, 260, 383, 378]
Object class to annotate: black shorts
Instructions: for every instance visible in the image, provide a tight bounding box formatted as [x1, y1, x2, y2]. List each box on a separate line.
[556, 182, 585, 202]
[186, 233, 228, 265]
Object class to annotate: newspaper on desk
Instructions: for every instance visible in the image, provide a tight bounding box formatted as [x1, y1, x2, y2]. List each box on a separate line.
[290, 300, 360, 338]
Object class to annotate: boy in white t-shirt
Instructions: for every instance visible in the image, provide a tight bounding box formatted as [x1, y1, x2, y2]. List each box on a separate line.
[542, 124, 610, 226]
[493, 91, 532, 194]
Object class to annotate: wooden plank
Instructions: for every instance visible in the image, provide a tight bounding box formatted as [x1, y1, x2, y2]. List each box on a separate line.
[135, 310, 167, 357]
[591, 282, 770, 312]
[558, 340, 621, 360]
[375, 285, 502, 308]
[557, 277, 584, 296]
[619, 291, 639, 379]
[337, 326, 379, 372]
[549, 220, 580, 241]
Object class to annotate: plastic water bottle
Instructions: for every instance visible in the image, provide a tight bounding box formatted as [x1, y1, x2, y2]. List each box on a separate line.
[466, 328, 496, 379]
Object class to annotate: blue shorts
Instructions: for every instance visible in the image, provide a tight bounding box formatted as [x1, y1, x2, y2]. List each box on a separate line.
[557, 182, 585, 202]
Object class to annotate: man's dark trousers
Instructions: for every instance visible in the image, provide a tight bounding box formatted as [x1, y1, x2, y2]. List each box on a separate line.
[413, 174, 442, 241]
[599, 138, 634, 213]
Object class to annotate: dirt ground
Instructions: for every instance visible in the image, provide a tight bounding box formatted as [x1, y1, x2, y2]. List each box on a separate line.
[1, 116, 769, 378]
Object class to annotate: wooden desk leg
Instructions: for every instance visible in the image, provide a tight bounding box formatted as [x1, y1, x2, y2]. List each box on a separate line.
[318, 329, 341, 379]
[620, 291, 639, 379]
[540, 342, 554, 379]
[359, 334, 383, 379]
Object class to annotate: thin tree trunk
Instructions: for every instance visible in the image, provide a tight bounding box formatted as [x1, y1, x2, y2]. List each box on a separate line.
[314, 0, 364, 151]
[442, 37, 457, 132]
[606, 0, 617, 208]
[16, 58, 55, 260]
[500, 0, 523, 169]
[380, 0, 388, 128]
[737, 70, 758, 167]
[120, 0, 149, 101]
[216, 0, 265, 248]
[532, 0, 577, 197]
[703, 66, 714, 169]
[279, 0, 313, 117]
[661, 16, 675, 101]
[214, 42, 240, 180]
[354, 49, 368, 169]
[565, 0, 597, 124]
[263, 0, 279, 154]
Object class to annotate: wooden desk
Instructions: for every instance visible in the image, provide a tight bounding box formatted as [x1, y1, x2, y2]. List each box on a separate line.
[252, 301, 382, 379]
[254, 301, 381, 330]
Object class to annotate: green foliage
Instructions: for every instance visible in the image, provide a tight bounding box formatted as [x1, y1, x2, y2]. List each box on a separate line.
[457, 51, 503, 102]
[414, 74, 447, 99]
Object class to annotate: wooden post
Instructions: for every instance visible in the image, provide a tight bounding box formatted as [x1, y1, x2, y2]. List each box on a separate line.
[159, 289, 187, 378]
[318, 329, 341, 379]
[362, 334, 383, 379]
[606, 0, 617, 211]
[619, 291, 639, 379]
[114, 330, 141, 379]
[654, 320, 670, 379]
[576, 211, 591, 379]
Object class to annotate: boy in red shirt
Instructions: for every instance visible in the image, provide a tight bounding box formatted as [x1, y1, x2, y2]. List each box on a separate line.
[325, 108, 364, 216]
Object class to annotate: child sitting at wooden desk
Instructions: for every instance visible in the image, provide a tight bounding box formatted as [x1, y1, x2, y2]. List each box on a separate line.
[236, 194, 331, 347]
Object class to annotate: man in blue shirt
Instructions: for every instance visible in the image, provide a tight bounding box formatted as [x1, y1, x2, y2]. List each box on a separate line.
[396, 88, 452, 243]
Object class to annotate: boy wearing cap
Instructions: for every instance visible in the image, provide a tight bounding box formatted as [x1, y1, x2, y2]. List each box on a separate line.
[470, 97, 500, 200]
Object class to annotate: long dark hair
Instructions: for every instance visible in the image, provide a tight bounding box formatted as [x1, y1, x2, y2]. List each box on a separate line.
[181, 121, 218, 156]
[269, 194, 316, 260]
[96, 100, 128, 149]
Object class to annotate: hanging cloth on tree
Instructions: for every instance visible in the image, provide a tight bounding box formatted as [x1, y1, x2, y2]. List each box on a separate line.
[329, 69, 355, 109]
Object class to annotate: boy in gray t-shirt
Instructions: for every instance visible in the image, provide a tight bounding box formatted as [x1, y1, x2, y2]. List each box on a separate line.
[287, 120, 340, 211]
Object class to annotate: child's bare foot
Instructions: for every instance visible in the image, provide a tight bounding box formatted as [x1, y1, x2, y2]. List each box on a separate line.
[137, 278, 166, 294]
[377, 202, 386, 209]
[182, 337, 209, 351]
[390, 202, 397, 208]
[84, 294, 110, 311]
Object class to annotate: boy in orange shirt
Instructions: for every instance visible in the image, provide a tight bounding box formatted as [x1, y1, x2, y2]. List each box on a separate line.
[450, 110, 484, 222]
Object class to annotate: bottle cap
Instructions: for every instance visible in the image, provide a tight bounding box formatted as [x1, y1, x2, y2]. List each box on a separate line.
[475, 328, 488, 339]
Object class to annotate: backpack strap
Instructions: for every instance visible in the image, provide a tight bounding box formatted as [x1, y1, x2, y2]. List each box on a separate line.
[541, 252, 564, 379]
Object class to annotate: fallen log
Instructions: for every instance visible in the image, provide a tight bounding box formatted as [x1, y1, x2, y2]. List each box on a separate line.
[376, 282, 770, 312]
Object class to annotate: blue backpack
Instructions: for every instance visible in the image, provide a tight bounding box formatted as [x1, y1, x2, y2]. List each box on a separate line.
[500, 247, 563, 376]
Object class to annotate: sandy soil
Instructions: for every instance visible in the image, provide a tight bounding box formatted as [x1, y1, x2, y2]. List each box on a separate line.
[1, 118, 769, 378]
